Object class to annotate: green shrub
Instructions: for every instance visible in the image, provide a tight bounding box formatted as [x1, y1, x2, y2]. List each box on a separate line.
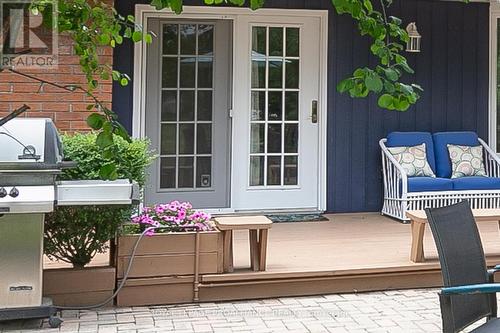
[44, 133, 156, 268]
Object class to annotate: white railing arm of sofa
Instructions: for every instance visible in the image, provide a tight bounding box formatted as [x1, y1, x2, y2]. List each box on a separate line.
[479, 138, 500, 178]
[379, 139, 409, 199]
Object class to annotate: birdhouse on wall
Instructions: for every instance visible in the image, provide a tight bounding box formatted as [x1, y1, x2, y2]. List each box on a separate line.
[406, 22, 421, 53]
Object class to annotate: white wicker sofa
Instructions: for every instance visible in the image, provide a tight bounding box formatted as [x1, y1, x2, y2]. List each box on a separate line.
[380, 131, 500, 222]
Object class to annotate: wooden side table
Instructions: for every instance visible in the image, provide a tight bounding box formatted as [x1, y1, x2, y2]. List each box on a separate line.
[406, 209, 500, 263]
[214, 216, 272, 272]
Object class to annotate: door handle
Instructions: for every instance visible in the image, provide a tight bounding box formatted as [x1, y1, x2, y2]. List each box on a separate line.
[311, 100, 318, 124]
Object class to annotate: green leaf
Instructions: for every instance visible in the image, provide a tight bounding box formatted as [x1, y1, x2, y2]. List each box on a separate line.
[365, 74, 383, 93]
[353, 68, 365, 78]
[169, 0, 183, 13]
[99, 33, 111, 45]
[99, 163, 119, 180]
[124, 27, 132, 38]
[378, 94, 394, 109]
[114, 122, 132, 143]
[96, 131, 114, 149]
[112, 70, 121, 81]
[337, 78, 354, 93]
[87, 113, 105, 130]
[250, 0, 264, 10]
[384, 68, 399, 81]
[144, 33, 153, 44]
[363, 0, 373, 13]
[132, 31, 143, 43]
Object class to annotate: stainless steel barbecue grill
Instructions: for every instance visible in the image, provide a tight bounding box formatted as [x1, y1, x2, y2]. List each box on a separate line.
[0, 109, 138, 324]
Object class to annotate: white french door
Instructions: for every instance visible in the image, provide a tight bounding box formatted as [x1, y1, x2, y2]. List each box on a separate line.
[231, 15, 323, 211]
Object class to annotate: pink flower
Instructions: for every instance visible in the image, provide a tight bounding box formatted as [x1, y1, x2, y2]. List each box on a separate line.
[181, 202, 192, 209]
[177, 209, 187, 220]
[155, 205, 165, 214]
[130, 201, 213, 233]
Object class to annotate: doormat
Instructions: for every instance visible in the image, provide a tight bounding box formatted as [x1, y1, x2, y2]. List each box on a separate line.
[265, 213, 329, 223]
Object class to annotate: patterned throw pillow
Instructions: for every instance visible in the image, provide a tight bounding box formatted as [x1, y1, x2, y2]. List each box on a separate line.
[387, 143, 436, 177]
[447, 144, 487, 178]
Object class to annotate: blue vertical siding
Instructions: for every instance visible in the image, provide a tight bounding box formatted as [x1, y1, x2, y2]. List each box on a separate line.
[113, 0, 490, 213]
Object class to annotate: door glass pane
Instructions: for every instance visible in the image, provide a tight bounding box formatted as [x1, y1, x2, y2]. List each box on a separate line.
[268, 92, 282, 121]
[198, 58, 213, 88]
[250, 124, 265, 154]
[198, 91, 212, 121]
[285, 59, 299, 89]
[284, 156, 298, 185]
[285, 124, 298, 153]
[159, 23, 215, 190]
[161, 91, 177, 121]
[268, 60, 283, 89]
[268, 124, 282, 154]
[251, 91, 265, 121]
[179, 124, 194, 154]
[285, 91, 298, 121]
[161, 124, 176, 155]
[267, 156, 281, 185]
[197, 157, 212, 187]
[198, 25, 213, 55]
[180, 57, 196, 88]
[163, 24, 178, 55]
[252, 60, 266, 88]
[180, 24, 196, 55]
[160, 157, 176, 188]
[178, 157, 194, 188]
[286, 28, 299, 57]
[269, 27, 283, 57]
[250, 156, 264, 186]
[252, 27, 266, 56]
[179, 90, 195, 121]
[197, 124, 212, 154]
[162, 58, 178, 88]
[249, 25, 300, 187]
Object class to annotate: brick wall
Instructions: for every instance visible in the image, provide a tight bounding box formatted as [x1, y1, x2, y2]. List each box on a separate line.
[0, 35, 113, 133]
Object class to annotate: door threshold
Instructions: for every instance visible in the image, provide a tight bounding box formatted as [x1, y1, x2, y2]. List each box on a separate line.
[210, 208, 323, 217]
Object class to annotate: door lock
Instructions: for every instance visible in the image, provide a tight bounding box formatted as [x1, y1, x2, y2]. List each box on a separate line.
[311, 100, 318, 124]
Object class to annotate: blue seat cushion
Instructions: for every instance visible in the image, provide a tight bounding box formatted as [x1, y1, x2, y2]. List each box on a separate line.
[407, 177, 453, 192]
[433, 132, 480, 178]
[452, 177, 500, 191]
[386, 132, 435, 172]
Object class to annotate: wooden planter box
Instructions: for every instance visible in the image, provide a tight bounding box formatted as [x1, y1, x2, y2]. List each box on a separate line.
[43, 266, 115, 307]
[115, 231, 223, 306]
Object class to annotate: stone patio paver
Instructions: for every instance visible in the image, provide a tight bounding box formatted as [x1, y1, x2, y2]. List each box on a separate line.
[0, 288, 492, 333]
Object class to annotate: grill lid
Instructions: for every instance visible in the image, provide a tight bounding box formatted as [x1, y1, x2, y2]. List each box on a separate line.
[0, 118, 63, 170]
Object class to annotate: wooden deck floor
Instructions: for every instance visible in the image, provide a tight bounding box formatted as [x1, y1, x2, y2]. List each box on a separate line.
[227, 212, 500, 272]
[44, 213, 500, 302]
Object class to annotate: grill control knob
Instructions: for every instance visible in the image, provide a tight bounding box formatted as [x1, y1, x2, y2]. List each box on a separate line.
[0, 188, 6, 198]
[9, 187, 19, 198]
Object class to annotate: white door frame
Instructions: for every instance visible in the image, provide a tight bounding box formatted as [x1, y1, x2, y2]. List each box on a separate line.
[490, 2, 500, 151]
[132, 5, 328, 212]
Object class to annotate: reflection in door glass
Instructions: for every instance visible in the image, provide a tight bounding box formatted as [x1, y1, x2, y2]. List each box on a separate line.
[160, 23, 215, 189]
[249, 26, 300, 187]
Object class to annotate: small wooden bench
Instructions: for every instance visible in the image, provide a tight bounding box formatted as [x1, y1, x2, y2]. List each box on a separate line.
[214, 216, 272, 272]
[407, 209, 500, 263]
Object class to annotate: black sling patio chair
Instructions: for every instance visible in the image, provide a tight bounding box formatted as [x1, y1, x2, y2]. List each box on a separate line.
[425, 201, 500, 333]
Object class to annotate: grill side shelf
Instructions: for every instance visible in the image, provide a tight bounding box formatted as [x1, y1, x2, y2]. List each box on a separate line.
[56, 180, 137, 206]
